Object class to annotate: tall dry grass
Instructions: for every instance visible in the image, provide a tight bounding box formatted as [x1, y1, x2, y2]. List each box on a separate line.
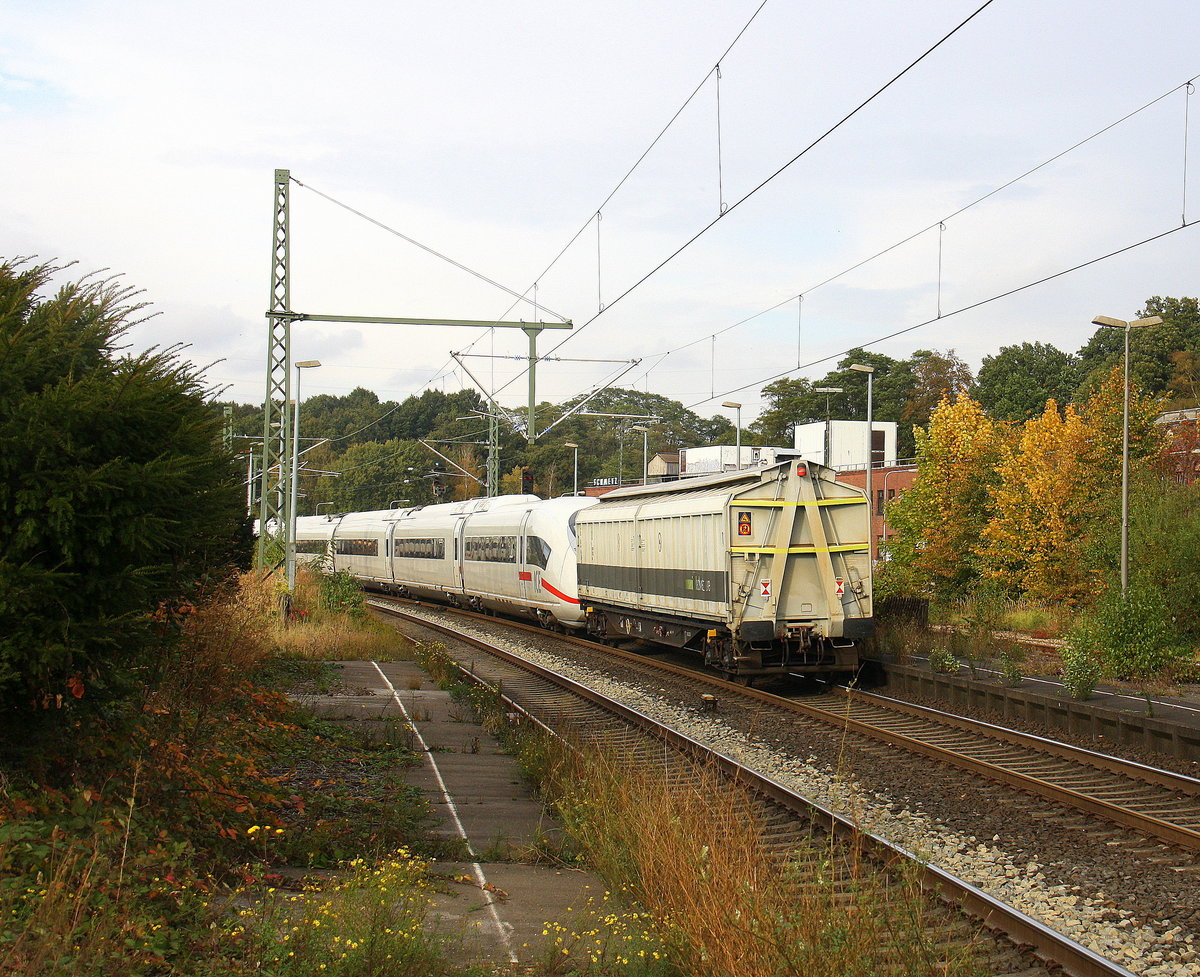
[0, 843, 106, 975]
[536, 741, 981, 977]
[212, 568, 409, 662]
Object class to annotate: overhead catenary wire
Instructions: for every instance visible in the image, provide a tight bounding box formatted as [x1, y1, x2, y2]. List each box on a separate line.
[482, 0, 774, 332]
[622, 71, 1200, 392]
[290, 176, 570, 324]
[687, 219, 1199, 413]
[438, 0, 774, 420]
[486, 0, 999, 403]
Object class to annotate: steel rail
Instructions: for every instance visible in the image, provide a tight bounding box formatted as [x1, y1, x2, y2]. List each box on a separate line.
[834, 686, 1200, 793]
[826, 686, 1200, 794]
[371, 596, 1200, 852]
[791, 694, 1200, 852]
[370, 599, 1137, 977]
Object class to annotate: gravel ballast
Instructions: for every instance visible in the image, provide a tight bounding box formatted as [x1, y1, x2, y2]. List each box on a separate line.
[389, 605, 1200, 977]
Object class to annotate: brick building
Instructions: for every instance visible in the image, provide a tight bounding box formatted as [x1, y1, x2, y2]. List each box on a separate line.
[834, 463, 917, 560]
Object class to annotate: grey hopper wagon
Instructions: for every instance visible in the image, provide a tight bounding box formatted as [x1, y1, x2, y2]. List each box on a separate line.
[573, 457, 872, 678]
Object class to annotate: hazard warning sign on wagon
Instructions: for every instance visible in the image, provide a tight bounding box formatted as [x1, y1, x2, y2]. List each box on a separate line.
[760, 579, 772, 598]
[737, 511, 752, 536]
[835, 577, 845, 596]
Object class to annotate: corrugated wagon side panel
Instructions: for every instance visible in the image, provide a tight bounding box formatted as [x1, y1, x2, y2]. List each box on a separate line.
[577, 495, 729, 622]
[636, 509, 727, 617]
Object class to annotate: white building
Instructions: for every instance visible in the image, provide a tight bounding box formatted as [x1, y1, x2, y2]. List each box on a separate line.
[794, 420, 897, 470]
[679, 445, 790, 475]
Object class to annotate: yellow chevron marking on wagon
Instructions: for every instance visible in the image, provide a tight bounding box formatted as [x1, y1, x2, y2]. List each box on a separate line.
[735, 498, 865, 507]
[729, 543, 869, 554]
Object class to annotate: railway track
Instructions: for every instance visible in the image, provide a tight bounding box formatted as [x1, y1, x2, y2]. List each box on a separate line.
[370, 597, 1149, 977]
[376, 595, 1200, 861]
[792, 688, 1200, 854]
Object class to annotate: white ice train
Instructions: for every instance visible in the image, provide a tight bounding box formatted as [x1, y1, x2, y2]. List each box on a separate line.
[296, 456, 874, 680]
[295, 494, 595, 628]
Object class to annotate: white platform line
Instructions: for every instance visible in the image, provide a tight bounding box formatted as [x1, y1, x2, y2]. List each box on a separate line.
[370, 661, 517, 963]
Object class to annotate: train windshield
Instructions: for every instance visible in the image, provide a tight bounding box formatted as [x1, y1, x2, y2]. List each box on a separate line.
[525, 535, 552, 569]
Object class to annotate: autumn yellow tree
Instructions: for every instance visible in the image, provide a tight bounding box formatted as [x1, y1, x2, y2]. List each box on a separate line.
[979, 401, 1105, 602]
[882, 394, 1009, 599]
[979, 367, 1165, 604]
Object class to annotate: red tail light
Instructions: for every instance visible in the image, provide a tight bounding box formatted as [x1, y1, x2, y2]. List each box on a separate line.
[796, 463, 808, 477]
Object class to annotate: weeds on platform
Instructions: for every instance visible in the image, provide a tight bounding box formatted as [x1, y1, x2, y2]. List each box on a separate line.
[217, 847, 465, 976]
[0, 570, 430, 976]
[534, 886, 682, 976]
[257, 569, 413, 662]
[932, 595, 1071, 640]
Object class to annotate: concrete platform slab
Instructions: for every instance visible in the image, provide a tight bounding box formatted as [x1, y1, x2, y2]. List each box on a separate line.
[302, 657, 604, 964]
[429, 862, 601, 963]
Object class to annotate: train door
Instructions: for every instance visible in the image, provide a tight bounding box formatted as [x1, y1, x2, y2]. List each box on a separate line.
[633, 502, 647, 604]
[517, 510, 535, 603]
[452, 516, 467, 594]
[385, 522, 398, 588]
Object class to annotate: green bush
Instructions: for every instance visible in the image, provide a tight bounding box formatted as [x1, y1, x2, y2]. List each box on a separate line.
[1127, 475, 1200, 644]
[1066, 582, 1185, 684]
[927, 645, 961, 674]
[0, 259, 248, 723]
[318, 569, 366, 616]
[1059, 643, 1101, 700]
[997, 650, 1024, 687]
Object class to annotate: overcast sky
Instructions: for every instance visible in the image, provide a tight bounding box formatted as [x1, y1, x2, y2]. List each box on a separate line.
[4, 0, 1198, 426]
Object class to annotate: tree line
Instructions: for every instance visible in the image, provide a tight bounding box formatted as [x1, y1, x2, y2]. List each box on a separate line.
[224, 386, 737, 513]
[219, 294, 1200, 522]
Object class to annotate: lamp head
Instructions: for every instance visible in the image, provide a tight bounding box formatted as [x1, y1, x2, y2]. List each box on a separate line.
[295, 359, 321, 369]
[721, 400, 742, 409]
[1093, 314, 1163, 329]
[848, 363, 874, 374]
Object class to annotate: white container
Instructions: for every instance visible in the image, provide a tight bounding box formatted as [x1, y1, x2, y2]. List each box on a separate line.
[794, 421, 896, 470]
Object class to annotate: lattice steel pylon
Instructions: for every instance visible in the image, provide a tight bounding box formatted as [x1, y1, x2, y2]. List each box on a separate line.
[487, 411, 499, 497]
[256, 168, 572, 577]
[255, 168, 294, 569]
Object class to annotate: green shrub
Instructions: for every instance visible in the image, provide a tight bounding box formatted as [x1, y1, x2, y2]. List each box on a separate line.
[998, 650, 1024, 687]
[0, 259, 248, 723]
[927, 645, 960, 674]
[1067, 582, 1185, 683]
[1059, 644, 1100, 700]
[318, 569, 366, 616]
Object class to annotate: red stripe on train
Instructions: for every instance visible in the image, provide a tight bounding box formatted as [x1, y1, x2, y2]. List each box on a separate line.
[540, 579, 580, 604]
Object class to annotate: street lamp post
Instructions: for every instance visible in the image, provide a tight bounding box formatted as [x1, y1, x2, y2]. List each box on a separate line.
[1092, 313, 1162, 593]
[813, 386, 843, 466]
[288, 359, 321, 593]
[849, 364, 875, 556]
[721, 401, 743, 469]
[564, 442, 579, 496]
